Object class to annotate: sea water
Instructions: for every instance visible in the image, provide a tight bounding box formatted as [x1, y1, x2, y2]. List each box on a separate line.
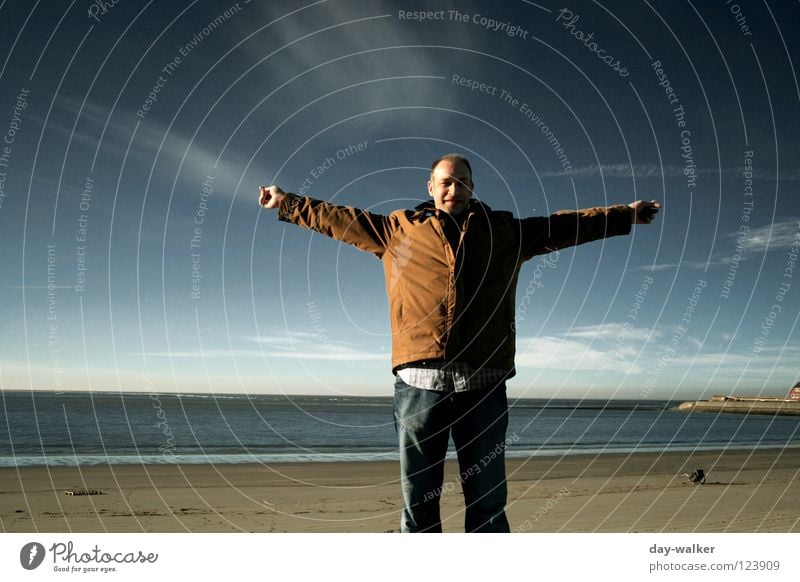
[1, 391, 798, 466]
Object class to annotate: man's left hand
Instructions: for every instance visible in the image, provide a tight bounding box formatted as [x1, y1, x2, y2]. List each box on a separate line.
[629, 200, 662, 224]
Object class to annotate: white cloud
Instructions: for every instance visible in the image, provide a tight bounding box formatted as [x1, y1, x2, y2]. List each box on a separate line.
[516, 335, 645, 374]
[643, 260, 712, 272]
[563, 322, 657, 342]
[11, 285, 74, 289]
[251, 332, 320, 345]
[142, 331, 388, 362]
[514, 326, 799, 398]
[241, 2, 455, 155]
[550, 163, 669, 178]
[51, 97, 250, 193]
[142, 348, 387, 362]
[743, 220, 800, 253]
[643, 219, 800, 273]
[541, 164, 799, 180]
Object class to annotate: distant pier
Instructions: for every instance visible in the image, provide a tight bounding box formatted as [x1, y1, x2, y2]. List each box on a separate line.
[675, 395, 800, 416]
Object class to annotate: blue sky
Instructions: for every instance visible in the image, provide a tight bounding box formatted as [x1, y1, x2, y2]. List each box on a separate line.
[1, 0, 798, 399]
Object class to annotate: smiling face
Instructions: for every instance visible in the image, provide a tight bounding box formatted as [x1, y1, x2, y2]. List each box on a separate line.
[427, 159, 474, 215]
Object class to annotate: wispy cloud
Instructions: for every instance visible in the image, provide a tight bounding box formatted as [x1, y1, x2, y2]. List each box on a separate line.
[517, 322, 800, 389]
[743, 220, 800, 253]
[643, 260, 717, 272]
[541, 164, 800, 180]
[516, 335, 645, 374]
[142, 331, 388, 362]
[563, 323, 656, 343]
[664, 348, 800, 385]
[11, 285, 74, 290]
[50, 97, 250, 193]
[552, 163, 676, 178]
[142, 349, 387, 361]
[251, 332, 321, 345]
[251, 331, 388, 361]
[644, 219, 799, 273]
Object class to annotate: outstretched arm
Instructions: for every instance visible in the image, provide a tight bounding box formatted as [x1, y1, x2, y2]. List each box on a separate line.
[520, 199, 662, 259]
[258, 184, 394, 258]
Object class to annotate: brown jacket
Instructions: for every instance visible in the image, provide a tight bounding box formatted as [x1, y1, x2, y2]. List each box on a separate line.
[279, 193, 632, 372]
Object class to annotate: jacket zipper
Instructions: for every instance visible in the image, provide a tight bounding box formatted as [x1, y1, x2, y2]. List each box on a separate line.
[441, 211, 473, 356]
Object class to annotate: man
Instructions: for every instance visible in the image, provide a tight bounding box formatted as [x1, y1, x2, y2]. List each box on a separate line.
[258, 154, 660, 533]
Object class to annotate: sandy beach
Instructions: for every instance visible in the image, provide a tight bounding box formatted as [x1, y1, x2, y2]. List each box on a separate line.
[1, 447, 798, 533]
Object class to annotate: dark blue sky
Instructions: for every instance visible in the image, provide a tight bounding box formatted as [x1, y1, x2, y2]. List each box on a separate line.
[1, 0, 798, 398]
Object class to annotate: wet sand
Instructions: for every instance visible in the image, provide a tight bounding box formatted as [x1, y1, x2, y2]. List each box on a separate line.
[2, 447, 798, 533]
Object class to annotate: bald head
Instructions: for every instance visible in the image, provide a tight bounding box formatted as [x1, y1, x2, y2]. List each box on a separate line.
[427, 154, 474, 214]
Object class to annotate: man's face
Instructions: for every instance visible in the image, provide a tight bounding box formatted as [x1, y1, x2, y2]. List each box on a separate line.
[427, 160, 474, 215]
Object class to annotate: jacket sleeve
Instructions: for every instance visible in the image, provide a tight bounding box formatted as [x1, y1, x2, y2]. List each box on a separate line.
[519, 205, 633, 261]
[278, 193, 394, 258]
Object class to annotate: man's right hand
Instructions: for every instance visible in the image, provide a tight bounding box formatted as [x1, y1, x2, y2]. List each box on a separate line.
[258, 185, 286, 209]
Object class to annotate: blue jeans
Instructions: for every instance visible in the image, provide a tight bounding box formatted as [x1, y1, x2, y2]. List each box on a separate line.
[393, 376, 510, 533]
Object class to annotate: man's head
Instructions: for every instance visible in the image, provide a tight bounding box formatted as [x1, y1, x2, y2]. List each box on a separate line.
[427, 154, 474, 215]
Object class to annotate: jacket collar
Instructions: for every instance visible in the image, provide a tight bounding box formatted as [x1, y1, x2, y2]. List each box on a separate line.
[413, 198, 492, 215]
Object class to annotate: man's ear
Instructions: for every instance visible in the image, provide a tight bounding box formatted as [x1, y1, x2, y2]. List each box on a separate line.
[427, 179, 434, 197]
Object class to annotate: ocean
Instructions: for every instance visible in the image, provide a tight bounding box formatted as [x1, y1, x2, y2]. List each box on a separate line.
[1, 390, 798, 467]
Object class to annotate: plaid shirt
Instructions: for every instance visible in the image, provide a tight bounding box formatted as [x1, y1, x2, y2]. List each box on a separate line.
[396, 361, 513, 392]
